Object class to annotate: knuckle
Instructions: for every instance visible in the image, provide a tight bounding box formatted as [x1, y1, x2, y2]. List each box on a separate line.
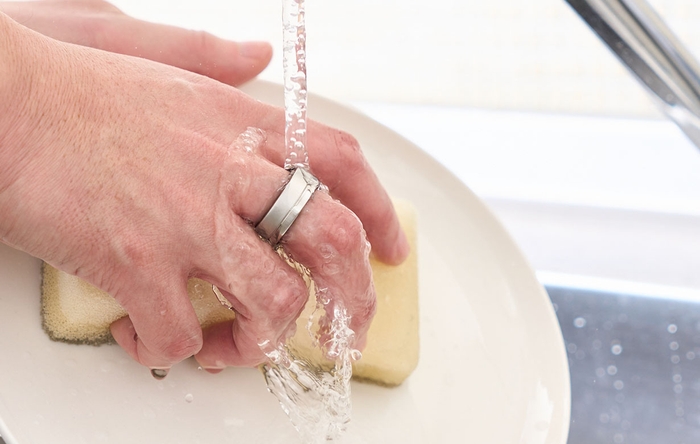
[360, 290, 377, 323]
[322, 205, 366, 256]
[192, 30, 214, 56]
[188, 30, 223, 78]
[84, 15, 126, 52]
[350, 285, 377, 331]
[328, 131, 368, 185]
[156, 328, 203, 363]
[75, 18, 105, 49]
[266, 274, 308, 320]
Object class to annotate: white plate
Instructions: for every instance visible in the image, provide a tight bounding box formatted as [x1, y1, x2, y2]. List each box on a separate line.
[0, 80, 570, 444]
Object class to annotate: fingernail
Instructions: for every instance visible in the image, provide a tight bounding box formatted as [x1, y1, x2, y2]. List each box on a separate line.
[150, 368, 170, 380]
[204, 368, 224, 375]
[239, 41, 271, 60]
[383, 229, 410, 265]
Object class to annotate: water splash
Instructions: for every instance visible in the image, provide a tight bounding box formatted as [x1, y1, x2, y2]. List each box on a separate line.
[260, 301, 359, 442]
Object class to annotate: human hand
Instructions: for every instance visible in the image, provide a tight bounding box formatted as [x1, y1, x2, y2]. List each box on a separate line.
[0, 14, 409, 372]
[0, 0, 271, 86]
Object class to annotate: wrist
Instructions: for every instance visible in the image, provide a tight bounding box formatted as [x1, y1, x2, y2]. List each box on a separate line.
[0, 13, 35, 191]
[0, 13, 22, 126]
[0, 12, 69, 200]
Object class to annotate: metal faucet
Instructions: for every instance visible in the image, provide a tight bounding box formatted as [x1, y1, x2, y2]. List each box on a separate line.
[566, 0, 700, 151]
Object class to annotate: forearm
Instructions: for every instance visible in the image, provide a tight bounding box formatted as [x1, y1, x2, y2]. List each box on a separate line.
[0, 11, 80, 200]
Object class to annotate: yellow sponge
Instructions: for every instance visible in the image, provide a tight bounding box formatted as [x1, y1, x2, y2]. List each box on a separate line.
[41, 200, 419, 386]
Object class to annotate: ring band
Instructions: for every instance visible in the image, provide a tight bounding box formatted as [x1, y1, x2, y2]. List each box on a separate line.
[255, 168, 321, 246]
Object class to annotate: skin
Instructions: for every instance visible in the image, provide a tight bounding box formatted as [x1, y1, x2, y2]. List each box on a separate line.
[0, 1, 409, 373]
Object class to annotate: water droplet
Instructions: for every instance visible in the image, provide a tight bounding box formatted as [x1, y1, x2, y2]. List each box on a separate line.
[614, 380, 624, 390]
[611, 344, 623, 355]
[595, 367, 606, 378]
[672, 354, 681, 364]
[687, 351, 696, 360]
[591, 339, 602, 350]
[567, 343, 578, 353]
[185, 393, 194, 403]
[614, 432, 625, 443]
[573, 317, 586, 328]
[151, 368, 169, 380]
[668, 324, 678, 334]
[673, 374, 682, 383]
[670, 341, 680, 351]
[317, 288, 331, 306]
[674, 384, 683, 394]
[607, 365, 618, 375]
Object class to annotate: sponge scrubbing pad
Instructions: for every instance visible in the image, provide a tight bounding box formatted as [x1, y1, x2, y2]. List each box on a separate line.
[41, 200, 419, 386]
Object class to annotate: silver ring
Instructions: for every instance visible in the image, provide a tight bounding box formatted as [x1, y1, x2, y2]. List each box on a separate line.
[255, 168, 321, 245]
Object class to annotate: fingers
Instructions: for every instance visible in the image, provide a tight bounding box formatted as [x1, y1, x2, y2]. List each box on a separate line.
[306, 125, 409, 266]
[2, 1, 272, 86]
[253, 117, 410, 265]
[101, 22, 272, 86]
[194, 150, 374, 366]
[196, 193, 375, 368]
[110, 270, 203, 370]
[281, 192, 377, 350]
[194, 219, 309, 368]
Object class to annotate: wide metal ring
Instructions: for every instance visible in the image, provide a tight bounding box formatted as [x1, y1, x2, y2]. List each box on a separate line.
[255, 168, 321, 246]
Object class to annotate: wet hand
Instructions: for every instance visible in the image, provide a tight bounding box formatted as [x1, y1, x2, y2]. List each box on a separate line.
[0, 14, 409, 372]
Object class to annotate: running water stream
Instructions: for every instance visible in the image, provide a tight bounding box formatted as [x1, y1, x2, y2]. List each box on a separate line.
[259, 0, 359, 441]
[282, 0, 309, 170]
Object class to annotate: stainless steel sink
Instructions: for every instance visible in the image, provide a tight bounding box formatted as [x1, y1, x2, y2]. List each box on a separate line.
[550, 284, 700, 443]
